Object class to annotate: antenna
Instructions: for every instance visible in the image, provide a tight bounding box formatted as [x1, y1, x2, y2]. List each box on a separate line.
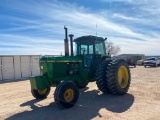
[109, 0, 112, 34]
[96, 23, 97, 37]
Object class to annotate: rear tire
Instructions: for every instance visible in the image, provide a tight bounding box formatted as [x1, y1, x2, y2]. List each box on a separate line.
[54, 81, 79, 109]
[31, 86, 51, 99]
[95, 60, 112, 93]
[106, 59, 131, 95]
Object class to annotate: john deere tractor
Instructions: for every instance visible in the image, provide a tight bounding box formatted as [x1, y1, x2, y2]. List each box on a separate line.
[29, 26, 131, 109]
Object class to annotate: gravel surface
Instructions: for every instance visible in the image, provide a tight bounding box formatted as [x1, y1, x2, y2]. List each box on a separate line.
[0, 66, 160, 120]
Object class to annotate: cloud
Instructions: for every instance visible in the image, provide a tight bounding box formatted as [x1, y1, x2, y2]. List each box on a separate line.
[0, 0, 160, 55]
[0, 33, 64, 55]
[112, 13, 141, 21]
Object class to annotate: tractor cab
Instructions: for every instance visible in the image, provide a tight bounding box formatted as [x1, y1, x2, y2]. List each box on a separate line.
[74, 35, 107, 67]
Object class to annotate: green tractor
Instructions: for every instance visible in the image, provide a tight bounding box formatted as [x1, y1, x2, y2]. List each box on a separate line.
[29, 26, 131, 109]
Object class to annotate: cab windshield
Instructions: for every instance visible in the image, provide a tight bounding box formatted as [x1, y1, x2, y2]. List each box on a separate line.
[95, 40, 105, 55]
[75, 40, 105, 55]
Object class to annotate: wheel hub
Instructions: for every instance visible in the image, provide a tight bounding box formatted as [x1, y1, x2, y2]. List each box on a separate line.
[64, 89, 74, 102]
[118, 66, 129, 88]
[38, 88, 47, 94]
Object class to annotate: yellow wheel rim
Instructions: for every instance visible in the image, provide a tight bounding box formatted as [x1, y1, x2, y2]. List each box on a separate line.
[118, 66, 129, 88]
[38, 88, 47, 95]
[64, 89, 74, 102]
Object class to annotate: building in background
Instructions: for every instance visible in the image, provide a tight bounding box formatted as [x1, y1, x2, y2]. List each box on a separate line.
[0, 55, 41, 81]
[112, 54, 145, 66]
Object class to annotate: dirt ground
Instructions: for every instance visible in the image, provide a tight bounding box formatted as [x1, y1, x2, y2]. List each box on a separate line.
[0, 66, 160, 120]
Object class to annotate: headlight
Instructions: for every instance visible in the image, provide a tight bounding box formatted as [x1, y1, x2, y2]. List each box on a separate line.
[40, 66, 43, 69]
[40, 66, 43, 76]
[151, 61, 156, 63]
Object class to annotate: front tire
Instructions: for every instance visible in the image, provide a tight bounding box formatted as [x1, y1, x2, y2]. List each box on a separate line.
[54, 81, 79, 109]
[106, 59, 131, 95]
[31, 86, 51, 99]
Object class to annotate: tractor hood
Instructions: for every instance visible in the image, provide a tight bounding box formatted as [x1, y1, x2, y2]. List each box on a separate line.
[39, 56, 82, 62]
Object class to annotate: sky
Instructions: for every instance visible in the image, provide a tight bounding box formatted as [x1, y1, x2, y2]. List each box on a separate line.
[0, 0, 160, 55]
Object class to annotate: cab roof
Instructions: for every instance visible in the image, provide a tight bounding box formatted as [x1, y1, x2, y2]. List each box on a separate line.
[74, 35, 105, 43]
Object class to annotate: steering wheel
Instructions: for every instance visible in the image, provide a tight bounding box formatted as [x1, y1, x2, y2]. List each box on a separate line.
[81, 48, 86, 54]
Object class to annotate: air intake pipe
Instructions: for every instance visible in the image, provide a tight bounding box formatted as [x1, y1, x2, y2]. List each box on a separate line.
[64, 26, 69, 56]
[69, 34, 74, 56]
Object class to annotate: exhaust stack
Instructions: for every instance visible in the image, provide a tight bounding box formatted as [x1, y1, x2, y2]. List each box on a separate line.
[64, 26, 69, 56]
[69, 34, 74, 56]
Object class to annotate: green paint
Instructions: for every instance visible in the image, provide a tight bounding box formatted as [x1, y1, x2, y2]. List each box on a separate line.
[30, 76, 48, 90]
[29, 35, 111, 90]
